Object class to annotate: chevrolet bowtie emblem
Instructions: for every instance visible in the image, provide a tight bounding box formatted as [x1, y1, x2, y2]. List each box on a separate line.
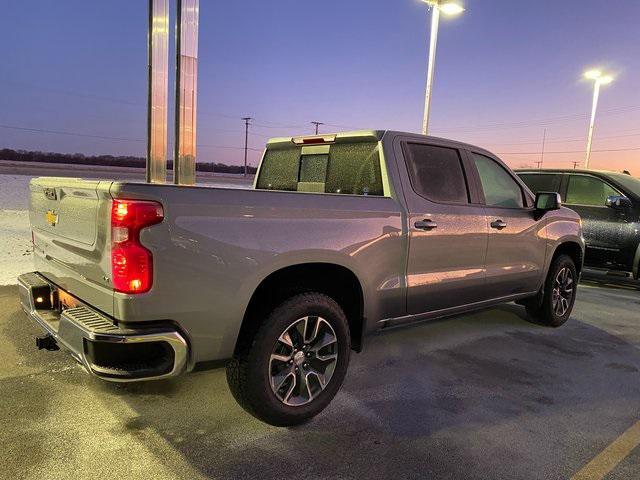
[45, 210, 59, 227]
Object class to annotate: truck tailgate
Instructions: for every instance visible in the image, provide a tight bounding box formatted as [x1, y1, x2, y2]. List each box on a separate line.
[30, 177, 115, 315]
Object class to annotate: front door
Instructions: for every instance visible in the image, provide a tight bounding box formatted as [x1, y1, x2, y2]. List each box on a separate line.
[399, 141, 488, 314]
[470, 152, 547, 298]
[564, 174, 628, 269]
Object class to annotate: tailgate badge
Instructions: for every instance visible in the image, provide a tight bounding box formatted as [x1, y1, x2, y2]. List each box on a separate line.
[45, 210, 59, 227]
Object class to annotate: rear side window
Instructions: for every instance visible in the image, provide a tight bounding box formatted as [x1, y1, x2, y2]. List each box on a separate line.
[403, 143, 469, 203]
[565, 175, 620, 206]
[518, 173, 563, 197]
[256, 141, 384, 196]
[472, 153, 524, 208]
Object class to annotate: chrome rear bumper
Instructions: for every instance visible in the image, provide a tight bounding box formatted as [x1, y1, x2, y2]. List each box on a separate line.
[18, 272, 188, 382]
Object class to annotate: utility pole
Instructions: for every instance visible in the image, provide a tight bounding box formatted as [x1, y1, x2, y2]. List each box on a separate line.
[242, 117, 252, 177]
[539, 128, 546, 169]
[311, 121, 324, 135]
[572, 161, 580, 169]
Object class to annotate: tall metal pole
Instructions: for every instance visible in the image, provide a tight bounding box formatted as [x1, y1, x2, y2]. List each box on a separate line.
[242, 117, 252, 177]
[311, 121, 324, 135]
[422, 5, 440, 135]
[174, 0, 199, 185]
[584, 79, 601, 170]
[146, 0, 169, 183]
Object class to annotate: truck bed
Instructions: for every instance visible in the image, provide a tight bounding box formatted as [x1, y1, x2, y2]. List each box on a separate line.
[29, 177, 405, 364]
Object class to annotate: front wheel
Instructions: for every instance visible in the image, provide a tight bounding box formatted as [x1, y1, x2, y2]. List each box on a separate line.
[226, 292, 351, 426]
[526, 254, 578, 327]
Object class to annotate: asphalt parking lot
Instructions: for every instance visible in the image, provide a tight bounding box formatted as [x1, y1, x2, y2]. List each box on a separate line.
[1, 279, 639, 480]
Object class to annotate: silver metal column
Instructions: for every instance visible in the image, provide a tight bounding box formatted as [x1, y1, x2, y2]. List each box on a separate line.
[146, 0, 169, 183]
[174, 0, 199, 185]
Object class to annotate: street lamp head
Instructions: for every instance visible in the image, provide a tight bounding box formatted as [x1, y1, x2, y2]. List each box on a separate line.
[584, 69, 602, 80]
[584, 69, 614, 85]
[421, 0, 465, 15]
[439, 2, 465, 15]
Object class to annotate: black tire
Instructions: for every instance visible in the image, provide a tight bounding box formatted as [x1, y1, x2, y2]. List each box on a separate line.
[526, 254, 577, 327]
[226, 292, 351, 426]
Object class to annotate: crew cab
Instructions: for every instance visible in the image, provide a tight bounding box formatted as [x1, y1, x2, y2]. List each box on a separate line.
[517, 169, 640, 280]
[19, 130, 584, 425]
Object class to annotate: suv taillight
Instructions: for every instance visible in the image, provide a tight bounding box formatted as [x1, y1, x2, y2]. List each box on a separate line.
[111, 199, 164, 294]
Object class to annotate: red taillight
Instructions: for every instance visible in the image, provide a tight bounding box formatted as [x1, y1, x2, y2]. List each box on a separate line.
[111, 199, 164, 294]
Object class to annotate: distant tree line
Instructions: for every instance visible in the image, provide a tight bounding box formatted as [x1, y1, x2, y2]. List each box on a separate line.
[0, 148, 258, 175]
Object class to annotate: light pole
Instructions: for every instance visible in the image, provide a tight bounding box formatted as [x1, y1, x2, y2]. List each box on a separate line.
[421, 0, 464, 135]
[583, 69, 613, 169]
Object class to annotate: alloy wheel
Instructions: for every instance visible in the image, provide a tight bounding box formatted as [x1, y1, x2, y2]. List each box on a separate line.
[552, 267, 574, 317]
[269, 316, 338, 406]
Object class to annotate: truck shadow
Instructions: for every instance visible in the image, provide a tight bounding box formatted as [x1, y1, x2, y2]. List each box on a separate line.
[92, 301, 640, 480]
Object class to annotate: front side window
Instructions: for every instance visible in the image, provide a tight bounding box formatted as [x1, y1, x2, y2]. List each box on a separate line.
[565, 175, 620, 207]
[403, 143, 469, 203]
[518, 173, 563, 198]
[472, 153, 524, 208]
[256, 141, 383, 196]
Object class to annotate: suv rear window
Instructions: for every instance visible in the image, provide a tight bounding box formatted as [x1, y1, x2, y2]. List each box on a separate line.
[518, 173, 563, 197]
[256, 141, 384, 196]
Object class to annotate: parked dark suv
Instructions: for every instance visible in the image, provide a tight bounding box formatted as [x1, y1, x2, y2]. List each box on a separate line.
[517, 169, 640, 279]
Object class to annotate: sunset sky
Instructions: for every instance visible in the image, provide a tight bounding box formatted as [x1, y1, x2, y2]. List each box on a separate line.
[1, 0, 639, 174]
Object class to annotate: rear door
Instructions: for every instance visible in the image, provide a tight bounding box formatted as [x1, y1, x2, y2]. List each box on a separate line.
[564, 173, 627, 268]
[470, 152, 547, 298]
[396, 139, 488, 314]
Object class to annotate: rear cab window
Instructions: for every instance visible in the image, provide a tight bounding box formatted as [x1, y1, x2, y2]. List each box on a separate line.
[402, 143, 470, 204]
[256, 140, 385, 196]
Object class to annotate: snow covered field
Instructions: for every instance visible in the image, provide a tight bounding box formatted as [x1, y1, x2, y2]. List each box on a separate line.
[0, 175, 33, 284]
[0, 172, 248, 285]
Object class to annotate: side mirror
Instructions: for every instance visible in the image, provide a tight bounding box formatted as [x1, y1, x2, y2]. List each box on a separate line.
[605, 195, 632, 209]
[535, 192, 562, 211]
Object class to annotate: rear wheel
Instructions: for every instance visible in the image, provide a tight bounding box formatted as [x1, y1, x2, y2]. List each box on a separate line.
[226, 292, 350, 426]
[526, 254, 577, 327]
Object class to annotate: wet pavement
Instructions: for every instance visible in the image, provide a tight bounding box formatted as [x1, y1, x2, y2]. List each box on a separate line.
[1, 281, 639, 479]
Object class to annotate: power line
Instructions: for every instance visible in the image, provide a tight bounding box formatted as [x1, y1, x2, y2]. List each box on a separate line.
[483, 131, 640, 147]
[432, 105, 640, 134]
[0, 124, 263, 152]
[496, 146, 640, 155]
[4, 79, 640, 138]
[0, 124, 144, 143]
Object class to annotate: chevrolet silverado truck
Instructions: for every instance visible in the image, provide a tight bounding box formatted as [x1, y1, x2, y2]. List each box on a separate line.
[19, 130, 584, 426]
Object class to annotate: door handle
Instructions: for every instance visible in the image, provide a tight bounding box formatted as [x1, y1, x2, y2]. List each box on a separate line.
[490, 219, 507, 229]
[414, 219, 438, 230]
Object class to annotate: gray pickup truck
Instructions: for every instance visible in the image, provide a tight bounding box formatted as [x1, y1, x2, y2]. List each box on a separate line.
[19, 130, 584, 426]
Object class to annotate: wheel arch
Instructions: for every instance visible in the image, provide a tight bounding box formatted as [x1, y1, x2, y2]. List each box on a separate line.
[234, 262, 366, 357]
[550, 241, 584, 276]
